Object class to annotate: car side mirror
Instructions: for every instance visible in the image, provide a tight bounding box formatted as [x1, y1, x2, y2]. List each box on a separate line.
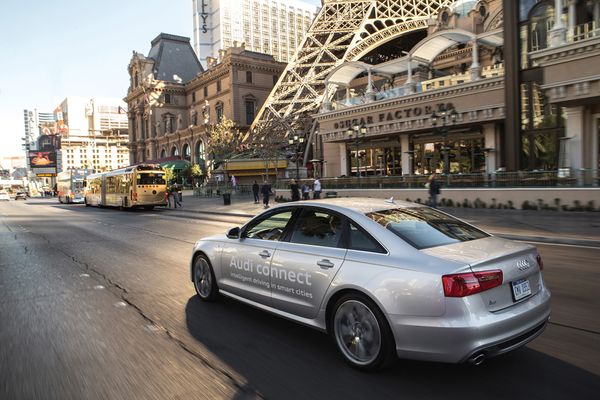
[227, 227, 240, 239]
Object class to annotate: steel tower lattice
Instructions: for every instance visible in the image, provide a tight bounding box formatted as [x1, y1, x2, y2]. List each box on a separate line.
[251, 0, 453, 161]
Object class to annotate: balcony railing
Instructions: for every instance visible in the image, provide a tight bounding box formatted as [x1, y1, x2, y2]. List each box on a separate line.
[569, 21, 600, 42]
[275, 169, 599, 190]
[328, 64, 505, 111]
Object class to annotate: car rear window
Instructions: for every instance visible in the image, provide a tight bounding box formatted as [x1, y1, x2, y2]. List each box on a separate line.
[366, 207, 489, 249]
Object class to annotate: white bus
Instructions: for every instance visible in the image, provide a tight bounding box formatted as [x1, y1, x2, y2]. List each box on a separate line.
[84, 164, 167, 210]
[57, 170, 91, 204]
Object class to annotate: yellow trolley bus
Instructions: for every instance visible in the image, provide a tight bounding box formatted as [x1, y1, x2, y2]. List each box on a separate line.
[84, 164, 167, 210]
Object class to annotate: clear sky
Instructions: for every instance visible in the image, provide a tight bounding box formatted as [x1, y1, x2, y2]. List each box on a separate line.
[0, 0, 321, 161]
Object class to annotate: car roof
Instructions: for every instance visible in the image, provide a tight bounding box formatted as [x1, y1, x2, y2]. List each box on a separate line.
[274, 197, 422, 215]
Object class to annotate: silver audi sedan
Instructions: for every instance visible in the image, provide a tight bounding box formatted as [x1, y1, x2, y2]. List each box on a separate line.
[189, 198, 551, 370]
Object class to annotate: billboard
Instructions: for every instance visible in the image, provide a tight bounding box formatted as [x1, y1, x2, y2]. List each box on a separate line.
[28, 151, 57, 176]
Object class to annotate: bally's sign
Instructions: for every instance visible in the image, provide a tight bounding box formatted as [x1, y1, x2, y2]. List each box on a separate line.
[333, 102, 454, 130]
[200, 1, 209, 33]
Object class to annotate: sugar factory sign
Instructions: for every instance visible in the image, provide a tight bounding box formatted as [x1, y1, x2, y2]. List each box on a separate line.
[200, 1, 209, 33]
[333, 102, 454, 130]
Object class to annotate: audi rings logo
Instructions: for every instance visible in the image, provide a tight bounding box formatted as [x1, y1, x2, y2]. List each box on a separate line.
[516, 259, 531, 271]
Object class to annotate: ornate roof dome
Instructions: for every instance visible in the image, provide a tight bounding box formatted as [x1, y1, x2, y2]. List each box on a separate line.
[451, 0, 477, 16]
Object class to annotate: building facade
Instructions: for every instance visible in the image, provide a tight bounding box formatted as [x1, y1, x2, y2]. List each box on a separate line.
[286, 0, 598, 182]
[125, 33, 286, 177]
[56, 97, 129, 173]
[23, 109, 56, 153]
[192, 0, 318, 67]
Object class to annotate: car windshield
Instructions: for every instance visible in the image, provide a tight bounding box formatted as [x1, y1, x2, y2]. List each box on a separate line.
[366, 207, 489, 249]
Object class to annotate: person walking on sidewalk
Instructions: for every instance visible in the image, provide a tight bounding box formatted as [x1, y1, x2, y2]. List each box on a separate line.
[252, 180, 260, 204]
[171, 182, 182, 208]
[301, 182, 310, 200]
[313, 178, 322, 199]
[427, 173, 441, 209]
[261, 180, 272, 208]
[166, 185, 172, 208]
[290, 179, 300, 201]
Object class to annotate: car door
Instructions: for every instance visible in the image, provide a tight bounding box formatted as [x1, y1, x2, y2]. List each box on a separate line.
[270, 207, 347, 318]
[219, 208, 297, 305]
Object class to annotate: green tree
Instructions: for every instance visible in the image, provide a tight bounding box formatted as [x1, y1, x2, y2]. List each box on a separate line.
[162, 167, 175, 185]
[205, 118, 243, 188]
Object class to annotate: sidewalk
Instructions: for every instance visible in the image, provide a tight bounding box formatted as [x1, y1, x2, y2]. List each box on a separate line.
[171, 191, 600, 247]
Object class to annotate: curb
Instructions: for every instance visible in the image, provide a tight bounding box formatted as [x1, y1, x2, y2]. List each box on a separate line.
[487, 232, 600, 248]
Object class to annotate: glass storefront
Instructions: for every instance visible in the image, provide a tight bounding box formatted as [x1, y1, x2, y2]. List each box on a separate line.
[349, 146, 403, 176]
[413, 136, 486, 174]
[520, 80, 563, 170]
[346, 133, 487, 176]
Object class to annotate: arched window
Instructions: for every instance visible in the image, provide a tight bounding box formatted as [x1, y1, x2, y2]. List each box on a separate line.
[529, 2, 555, 52]
[195, 140, 205, 165]
[183, 143, 191, 161]
[160, 148, 166, 159]
[171, 146, 179, 157]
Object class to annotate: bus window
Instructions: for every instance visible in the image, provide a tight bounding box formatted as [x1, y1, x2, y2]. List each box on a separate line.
[137, 173, 165, 185]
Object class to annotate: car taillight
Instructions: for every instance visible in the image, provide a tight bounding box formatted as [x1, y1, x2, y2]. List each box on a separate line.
[536, 254, 544, 270]
[442, 270, 503, 297]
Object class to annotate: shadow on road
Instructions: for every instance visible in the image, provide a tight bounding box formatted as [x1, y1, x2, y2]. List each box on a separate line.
[185, 295, 600, 399]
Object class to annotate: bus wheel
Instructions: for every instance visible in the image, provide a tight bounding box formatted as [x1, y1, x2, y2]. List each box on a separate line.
[143, 206, 154, 211]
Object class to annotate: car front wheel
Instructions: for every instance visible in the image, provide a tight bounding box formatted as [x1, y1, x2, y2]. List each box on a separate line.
[332, 294, 395, 370]
[193, 255, 218, 301]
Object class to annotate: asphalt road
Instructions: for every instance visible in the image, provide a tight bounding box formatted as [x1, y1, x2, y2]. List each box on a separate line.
[1, 199, 599, 399]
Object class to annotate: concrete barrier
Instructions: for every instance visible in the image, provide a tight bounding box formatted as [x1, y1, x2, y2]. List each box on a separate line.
[275, 187, 600, 210]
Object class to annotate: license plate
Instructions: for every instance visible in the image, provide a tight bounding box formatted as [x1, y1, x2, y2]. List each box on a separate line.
[512, 278, 531, 301]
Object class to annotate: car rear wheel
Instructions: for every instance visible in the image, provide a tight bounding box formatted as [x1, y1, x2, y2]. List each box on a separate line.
[193, 255, 218, 301]
[331, 294, 395, 370]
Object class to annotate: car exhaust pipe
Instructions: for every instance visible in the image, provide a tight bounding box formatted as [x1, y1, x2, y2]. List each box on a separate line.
[467, 352, 487, 366]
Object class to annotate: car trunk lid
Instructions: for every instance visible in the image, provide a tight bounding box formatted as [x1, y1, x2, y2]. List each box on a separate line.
[421, 236, 542, 311]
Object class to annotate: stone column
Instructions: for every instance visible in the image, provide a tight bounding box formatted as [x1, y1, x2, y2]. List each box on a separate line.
[550, 0, 566, 46]
[365, 68, 375, 102]
[345, 86, 352, 106]
[400, 134, 411, 175]
[483, 123, 497, 174]
[564, 106, 584, 171]
[322, 141, 344, 177]
[339, 143, 348, 176]
[568, 0, 576, 33]
[470, 40, 481, 81]
[404, 57, 416, 94]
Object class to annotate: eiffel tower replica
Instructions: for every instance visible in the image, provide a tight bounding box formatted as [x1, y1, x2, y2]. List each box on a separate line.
[251, 0, 453, 167]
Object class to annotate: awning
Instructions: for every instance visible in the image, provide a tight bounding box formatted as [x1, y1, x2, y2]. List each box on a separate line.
[159, 159, 191, 170]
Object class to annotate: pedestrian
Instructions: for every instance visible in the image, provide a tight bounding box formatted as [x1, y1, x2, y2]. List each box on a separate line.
[301, 182, 310, 200]
[252, 180, 260, 204]
[313, 178, 322, 199]
[290, 179, 300, 201]
[171, 182, 182, 208]
[261, 180, 272, 208]
[177, 183, 183, 207]
[427, 173, 441, 208]
[231, 175, 237, 191]
[166, 185, 172, 208]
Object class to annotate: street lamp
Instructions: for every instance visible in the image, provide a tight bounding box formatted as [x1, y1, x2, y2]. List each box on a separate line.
[288, 134, 305, 180]
[430, 108, 458, 176]
[346, 122, 367, 187]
